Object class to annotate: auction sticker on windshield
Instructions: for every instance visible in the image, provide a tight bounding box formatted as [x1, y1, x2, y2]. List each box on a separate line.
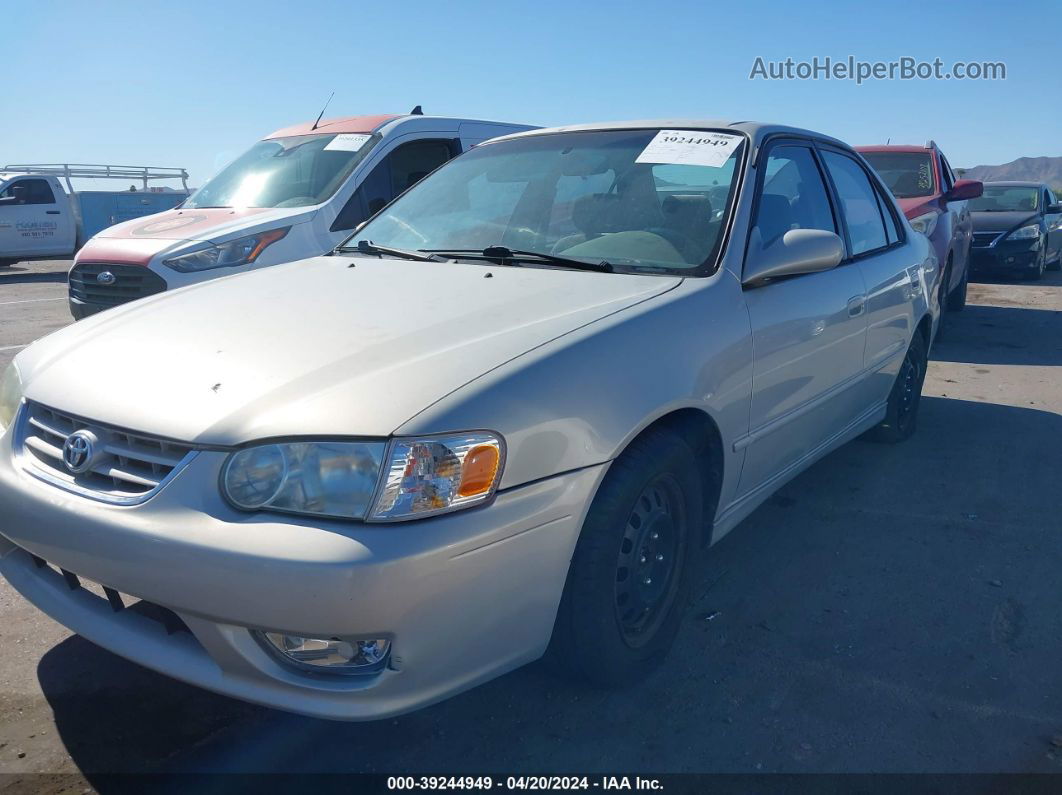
[635, 130, 742, 168]
[325, 133, 373, 152]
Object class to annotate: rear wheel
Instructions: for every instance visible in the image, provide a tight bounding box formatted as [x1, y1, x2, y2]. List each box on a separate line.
[867, 331, 928, 443]
[547, 427, 703, 686]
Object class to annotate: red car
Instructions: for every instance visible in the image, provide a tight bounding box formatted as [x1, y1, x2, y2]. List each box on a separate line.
[857, 141, 982, 315]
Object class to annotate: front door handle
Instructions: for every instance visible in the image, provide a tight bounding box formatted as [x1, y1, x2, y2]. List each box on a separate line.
[847, 295, 866, 317]
[46, 210, 60, 215]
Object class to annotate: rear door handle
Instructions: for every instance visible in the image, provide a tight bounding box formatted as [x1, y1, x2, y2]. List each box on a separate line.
[847, 295, 866, 317]
[46, 210, 60, 215]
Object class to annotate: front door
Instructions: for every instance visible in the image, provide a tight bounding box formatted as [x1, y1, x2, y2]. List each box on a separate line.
[738, 141, 869, 496]
[0, 178, 74, 258]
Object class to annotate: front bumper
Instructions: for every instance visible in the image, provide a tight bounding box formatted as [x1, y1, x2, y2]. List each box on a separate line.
[0, 423, 606, 720]
[969, 241, 1041, 274]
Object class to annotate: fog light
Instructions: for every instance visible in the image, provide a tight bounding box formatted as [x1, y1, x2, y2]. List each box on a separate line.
[258, 632, 390, 675]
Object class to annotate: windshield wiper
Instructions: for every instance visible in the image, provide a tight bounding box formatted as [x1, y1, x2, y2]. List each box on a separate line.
[425, 246, 613, 273]
[337, 239, 447, 262]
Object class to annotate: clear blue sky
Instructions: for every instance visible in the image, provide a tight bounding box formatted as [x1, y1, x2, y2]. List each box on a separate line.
[3, 0, 1058, 187]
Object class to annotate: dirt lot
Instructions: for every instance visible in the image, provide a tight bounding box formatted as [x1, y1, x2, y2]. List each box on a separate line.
[1, 260, 1061, 789]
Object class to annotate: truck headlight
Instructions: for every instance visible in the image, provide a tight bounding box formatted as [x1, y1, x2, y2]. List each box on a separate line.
[370, 433, 504, 521]
[908, 211, 938, 237]
[0, 361, 24, 436]
[163, 227, 289, 272]
[1006, 224, 1041, 242]
[222, 441, 386, 519]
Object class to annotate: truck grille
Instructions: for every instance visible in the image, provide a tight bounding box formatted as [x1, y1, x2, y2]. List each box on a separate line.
[16, 401, 196, 505]
[68, 262, 167, 309]
[972, 232, 1002, 248]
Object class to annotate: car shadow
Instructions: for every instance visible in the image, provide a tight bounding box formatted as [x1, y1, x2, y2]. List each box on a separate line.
[37, 394, 1062, 781]
[931, 306, 1062, 367]
[0, 266, 68, 285]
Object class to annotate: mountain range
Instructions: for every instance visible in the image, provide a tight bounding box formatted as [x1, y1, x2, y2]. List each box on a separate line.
[958, 156, 1062, 189]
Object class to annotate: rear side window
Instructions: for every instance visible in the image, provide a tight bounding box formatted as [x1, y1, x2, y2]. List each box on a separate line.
[821, 151, 889, 256]
[1, 178, 55, 204]
[753, 145, 836, 247]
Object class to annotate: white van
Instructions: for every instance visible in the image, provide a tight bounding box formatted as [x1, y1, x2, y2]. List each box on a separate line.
[68, 112, 536, 318]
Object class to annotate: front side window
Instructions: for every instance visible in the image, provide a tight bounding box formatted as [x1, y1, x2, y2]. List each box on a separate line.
[753, 145, 836, 247]
[1, 178, 55, 205]
[822, 151, 889, 256]
[969, 186, 1040, 213]
[184, 132, 380, 209]
[346, 129, 745, 275]
[860, 152, 936, 199]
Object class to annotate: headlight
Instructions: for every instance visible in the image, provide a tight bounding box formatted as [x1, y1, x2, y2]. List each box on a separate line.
[0, 361, 24, 436]
[371, 432, 505, 521]
[222, 441, 386, 519]
[1006, 224, 1041, 242]
[163, 227, 289, 272]
[221, 431, 505, 522]
[908, 211, 938, 237]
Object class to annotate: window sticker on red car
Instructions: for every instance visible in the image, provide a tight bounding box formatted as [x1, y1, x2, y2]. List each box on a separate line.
[635, 130, 742, 168]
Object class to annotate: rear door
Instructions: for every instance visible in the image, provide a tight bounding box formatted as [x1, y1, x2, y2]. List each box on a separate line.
[738, 140, 869, 495]
[0, 177, 75, 258]
[819, 146, 917, 404]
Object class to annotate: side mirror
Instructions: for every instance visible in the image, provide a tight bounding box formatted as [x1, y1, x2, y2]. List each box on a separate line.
[743, 228, 845, 287]
[1046, 203, 1062, 215]
[0, 195, 18, 207]
[945, 179, 983, 202]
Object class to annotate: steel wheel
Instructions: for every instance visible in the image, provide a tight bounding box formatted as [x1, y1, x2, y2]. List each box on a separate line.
[895, 344, 923, 435]
[614, 474, 687, 648]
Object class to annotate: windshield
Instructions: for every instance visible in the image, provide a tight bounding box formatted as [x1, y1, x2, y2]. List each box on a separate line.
[969, 185, 1040, 213]
[184, 132, 379, 209]
[861, 152, 936, 198]
[346, 129, 744, 275]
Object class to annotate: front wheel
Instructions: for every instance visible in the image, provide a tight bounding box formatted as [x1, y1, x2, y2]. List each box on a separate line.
[547, 427, 703, 686]
[867, 331, 928, 443]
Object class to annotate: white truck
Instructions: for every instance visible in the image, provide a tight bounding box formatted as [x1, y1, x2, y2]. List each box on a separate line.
[65, 111, 536, 318]
[0, 164, 189, 268]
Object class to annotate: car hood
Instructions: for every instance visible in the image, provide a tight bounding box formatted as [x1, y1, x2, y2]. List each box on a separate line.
[18, 257, 680, 444]
[95, 206, 312, 242]
[971, 210, 1038, 233]
[896, 197, 940, 220]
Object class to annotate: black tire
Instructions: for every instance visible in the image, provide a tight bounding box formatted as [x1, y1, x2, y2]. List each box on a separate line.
[547, 427, 703, 687]
[867, 331, 928, 443]
[947, 267, 968, 311]
[1047, 253, 1061, 272]
[1027, 247, 1046, 281]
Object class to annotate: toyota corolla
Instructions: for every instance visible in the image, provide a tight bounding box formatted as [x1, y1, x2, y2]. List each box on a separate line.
[0, 120, 935, 720]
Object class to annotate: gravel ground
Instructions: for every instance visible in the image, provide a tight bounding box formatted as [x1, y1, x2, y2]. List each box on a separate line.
[1, 259, 1061, 790]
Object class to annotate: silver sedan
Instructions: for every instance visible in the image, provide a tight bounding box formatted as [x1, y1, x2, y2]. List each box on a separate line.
[0, 119, 935, 719]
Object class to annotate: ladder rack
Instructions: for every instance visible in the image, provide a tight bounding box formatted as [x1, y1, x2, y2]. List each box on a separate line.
[2, 163, 189, 192]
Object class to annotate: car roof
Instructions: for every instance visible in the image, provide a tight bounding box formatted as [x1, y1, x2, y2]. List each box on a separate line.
[264, 114, 402, 139]
[487, 119, 851, 150]
[856, 145, 933, 154]
[264, 114, 536, 140]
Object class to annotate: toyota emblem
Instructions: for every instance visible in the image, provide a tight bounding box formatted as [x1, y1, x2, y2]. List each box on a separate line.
[62, 430, 99, 474]
[96, 271, 116, 286]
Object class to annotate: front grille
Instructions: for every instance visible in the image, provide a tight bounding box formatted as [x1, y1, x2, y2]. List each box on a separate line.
[68, 262, 167, 308]
[17, 401, 195, 504]
[972, 232, 1002, 248]
[26, 551, 193, 636]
